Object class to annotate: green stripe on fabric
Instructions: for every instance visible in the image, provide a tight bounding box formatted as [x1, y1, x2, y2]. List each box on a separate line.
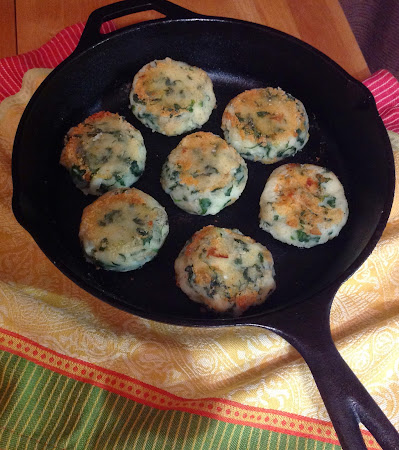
[0, 350, 342, 450]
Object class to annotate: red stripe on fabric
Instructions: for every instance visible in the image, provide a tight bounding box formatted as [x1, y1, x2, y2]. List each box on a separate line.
[27, 51, 38, 65]
[376, 94, 399, 112]
[0, 328, 340, 422]
[364, 71, 384, 85]
[60, 32, 75, 57]
[369, 77, 394, 96]
[364, 72, 398, 96]
[0, 345, 345, 447]
[0, 326, 380, 450]
[364, 69, 399, 133]
[0, 23, 83, 102]
[14, 55, 24, 77]
[100, 21, 117, 34]
[0, 21, 118, 103]
[51, 39, 65, 62]
[1, 59, 20, 91]
[45, 43, 60, 66]
[66, 25, 83, 44]
[383, 116, 399, 127]
[385, 114, 399, 123]
[374, 85, 399, 104]
[62, 28, 76, 53]
[0, 73, 15, 98]
[364, 70, 391, 89]
[170, 410, 344, 447]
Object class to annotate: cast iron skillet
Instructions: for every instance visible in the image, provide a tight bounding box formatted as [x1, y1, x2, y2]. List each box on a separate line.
[12, 0, 399, 448]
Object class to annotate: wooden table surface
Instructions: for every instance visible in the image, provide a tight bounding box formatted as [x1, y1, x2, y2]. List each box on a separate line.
[0, 0, 370, 81]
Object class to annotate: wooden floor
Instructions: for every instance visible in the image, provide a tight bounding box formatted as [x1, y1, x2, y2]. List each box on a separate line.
[0, 0, 370, 80]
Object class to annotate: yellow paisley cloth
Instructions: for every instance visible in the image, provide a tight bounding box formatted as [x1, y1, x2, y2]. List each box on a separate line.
[0, 68, 399, 430]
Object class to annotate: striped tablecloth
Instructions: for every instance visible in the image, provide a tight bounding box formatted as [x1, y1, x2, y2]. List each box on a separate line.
[0, 22, 398, 450]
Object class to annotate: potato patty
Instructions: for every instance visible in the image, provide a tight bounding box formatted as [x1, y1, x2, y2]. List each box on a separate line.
[221, 88, 309, 164]
[161, 132, 248, 215]
[79, 188, 169, 271]
[175, 226, 275, 314]
[60, 111, 146, 195]
[259, 163, 349, 248]
[130, 58, 216, 136]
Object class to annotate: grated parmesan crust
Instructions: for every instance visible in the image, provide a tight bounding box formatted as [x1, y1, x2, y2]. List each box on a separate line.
[60, 111, 146, 196]
[79, 188, 169, 271]
[221, 88, 309, 164]
[175, 226, 275, 314]
[259, 163, 349, 248]
[130, 58, 216, 136]
[161, 132, 248, 215]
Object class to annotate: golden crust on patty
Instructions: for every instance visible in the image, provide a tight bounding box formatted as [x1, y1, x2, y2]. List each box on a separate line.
[175, 226, 275, 314]
[168, 132, 239, 190]
[79, 188, 169, 271]
[161, 132, 248, 215]
[259, 163, 349, 248]
[130, 58, 216, 136]
[60, 111, 146, 195]
[221, 88, 309, 164]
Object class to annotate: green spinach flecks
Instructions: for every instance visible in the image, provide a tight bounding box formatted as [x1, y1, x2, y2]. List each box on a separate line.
[234, 238, 249, 252]
[187, 100, 195, 112]
[234, 165, 245, 184]
[225, 185, 233, 196]
[243, 267, 252, 283]
[165, 77, 177, 86]
[243, 264, 263, 284]
[130, 160, 143, 177]
[204, 276, 220, 298]
[199, 198, 211, 215]
[202, 165, 219, 176]
[295, 230, 320, 243]
[185, 265, 195, 285]
[132, 93, 146, 105]
[98, 210, 122, 226]
[235, 113, 245, 123]
[326, 196, 336, 208]
[98, 237, 108, 251]
[71, 165, 86, 182]
[142, 235, 152, 245]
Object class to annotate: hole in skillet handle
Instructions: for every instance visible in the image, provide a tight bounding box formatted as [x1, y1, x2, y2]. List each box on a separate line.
[74, 0, 201, 54]
[100, 10, 166, 33]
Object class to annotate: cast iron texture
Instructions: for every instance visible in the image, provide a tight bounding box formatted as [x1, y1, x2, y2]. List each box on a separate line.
[12, 0, 398, 448]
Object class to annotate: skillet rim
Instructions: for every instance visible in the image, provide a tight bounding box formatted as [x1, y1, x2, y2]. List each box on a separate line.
[11, 16, 396, 327]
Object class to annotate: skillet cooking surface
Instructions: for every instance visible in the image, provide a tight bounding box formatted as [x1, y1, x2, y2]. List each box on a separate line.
[12, 18, 393, 325]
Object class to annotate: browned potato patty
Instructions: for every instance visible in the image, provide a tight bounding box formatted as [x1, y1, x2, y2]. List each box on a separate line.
[79, 188, 169, 271]
[175, 225, 275, 314]
[130, 58, 216, 136]
[222, 88, 309, 164]
[259, 163, 349, 247]
[60, 111, 146, 195]
[161, 131, 248, 215]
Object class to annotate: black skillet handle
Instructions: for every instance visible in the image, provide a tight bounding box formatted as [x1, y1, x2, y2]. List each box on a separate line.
[75, 0, 200, 53]
[253, 288, 399, 450]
